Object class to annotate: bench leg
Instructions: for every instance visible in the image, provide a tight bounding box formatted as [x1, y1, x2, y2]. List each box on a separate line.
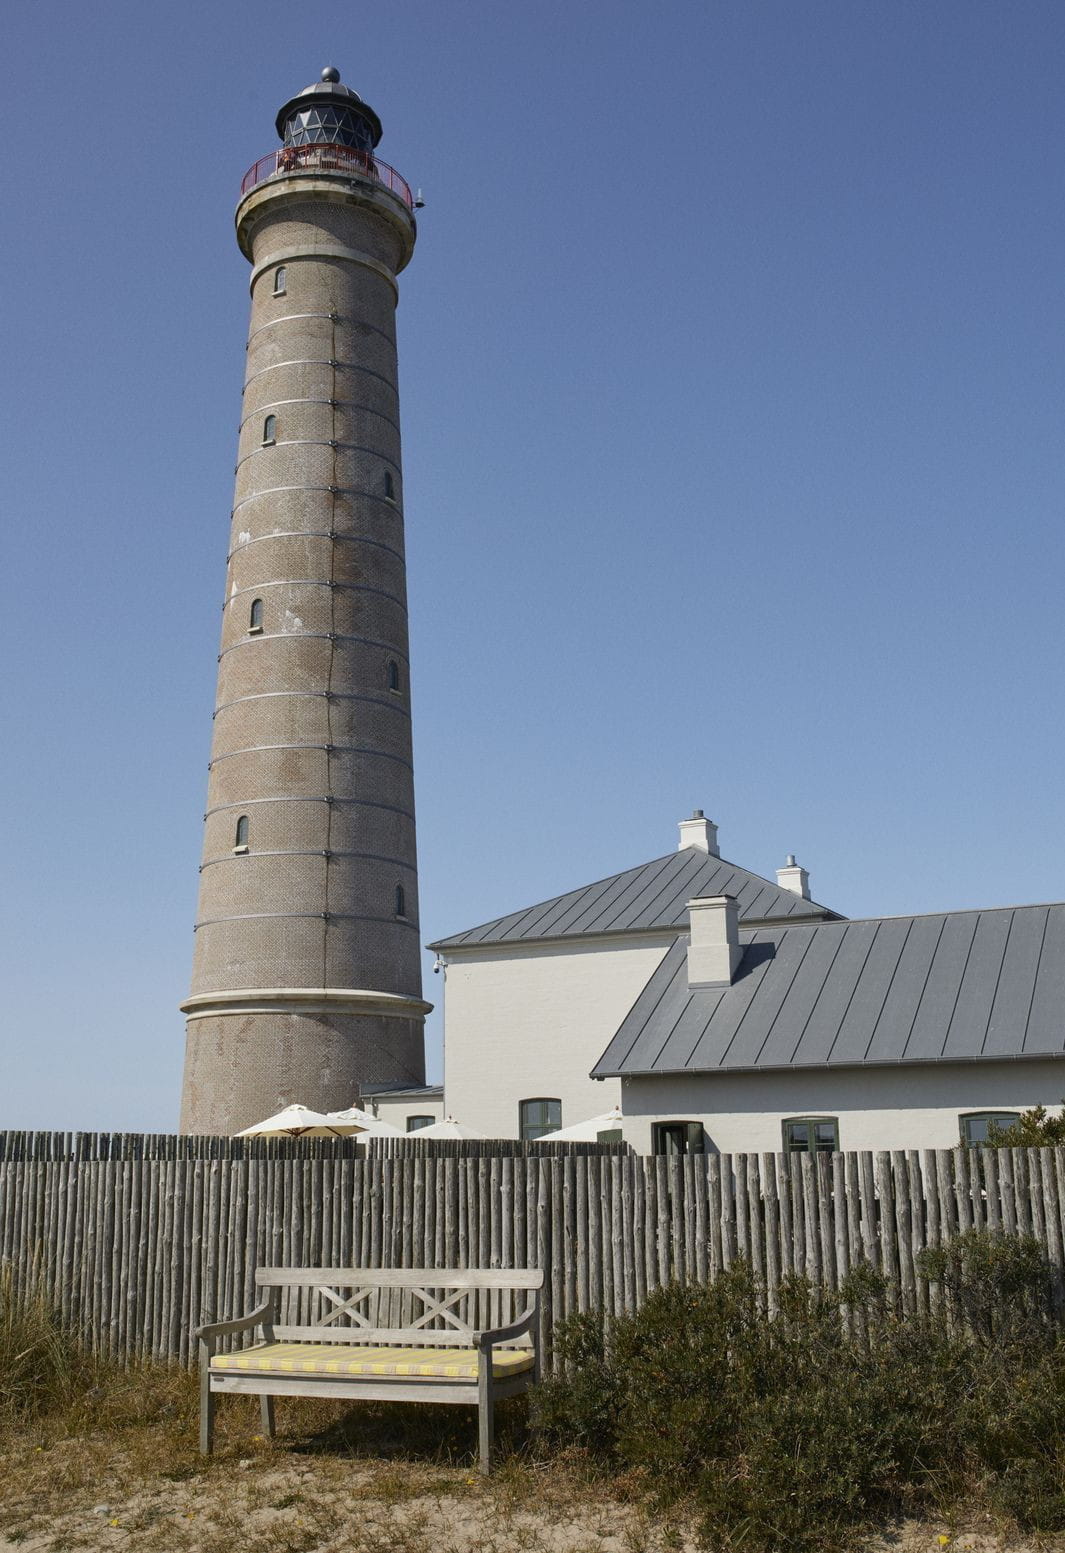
[260, 1394, 276, 1439]
[477, 1371, 494, 1475]
[199, 1371, 215, 1455]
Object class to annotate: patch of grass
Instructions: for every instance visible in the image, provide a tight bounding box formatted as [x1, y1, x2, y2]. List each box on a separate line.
[269, 1490, 304, 1509]
[0, 1265, 93, 1420]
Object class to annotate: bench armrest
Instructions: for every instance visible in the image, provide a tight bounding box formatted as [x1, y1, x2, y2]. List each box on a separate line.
[195, 1298, 274, 1352]
[475, 1300, 538, 1351]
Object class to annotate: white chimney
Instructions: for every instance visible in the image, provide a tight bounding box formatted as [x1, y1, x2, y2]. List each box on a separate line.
[776, 854, 811, 900]
[687, 895, 742, 987]
[678, 809, 720, 856]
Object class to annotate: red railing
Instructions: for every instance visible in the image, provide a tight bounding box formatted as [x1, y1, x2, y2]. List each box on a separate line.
[240, 143, 413, 208]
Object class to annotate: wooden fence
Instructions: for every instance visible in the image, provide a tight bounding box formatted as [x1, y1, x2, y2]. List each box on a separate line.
[3, 1134, 1065, 1371]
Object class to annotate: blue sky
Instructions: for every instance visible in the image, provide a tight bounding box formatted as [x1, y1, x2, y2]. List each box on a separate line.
[3, 1, 1063, 1129]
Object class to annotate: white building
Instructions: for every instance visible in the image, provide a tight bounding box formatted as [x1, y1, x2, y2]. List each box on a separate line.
[362, 1082, 444, 1133]
[428, 813, 1065, 1154]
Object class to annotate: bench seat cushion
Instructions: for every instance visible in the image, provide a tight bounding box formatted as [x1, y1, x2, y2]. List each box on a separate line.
[211, 1342, 534, 1382]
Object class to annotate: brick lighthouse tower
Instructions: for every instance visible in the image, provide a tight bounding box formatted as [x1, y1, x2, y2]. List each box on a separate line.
[180, 69, 430, 1134]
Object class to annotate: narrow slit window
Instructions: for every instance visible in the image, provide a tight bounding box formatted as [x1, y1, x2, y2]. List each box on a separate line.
[273, 266, 287, 296]
[248, 598, 264, 632]
[387, 659, 400, 692]
[262, 414, 277, 444]
[394, 884, 407, 919]
[234, 814, 250, 851]
[383, 470, 395, 501]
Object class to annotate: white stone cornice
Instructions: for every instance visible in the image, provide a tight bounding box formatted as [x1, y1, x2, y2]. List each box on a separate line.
[181, 987, 433, 1021]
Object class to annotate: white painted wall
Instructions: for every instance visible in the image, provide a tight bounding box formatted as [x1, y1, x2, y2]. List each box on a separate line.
[620, 1060, 1065, 1154]
[370, 1093, 443, 1132]
[442, 936, 672, 1138]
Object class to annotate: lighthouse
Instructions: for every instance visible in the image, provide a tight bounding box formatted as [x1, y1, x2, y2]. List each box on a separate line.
[179, 69, 430, 1134]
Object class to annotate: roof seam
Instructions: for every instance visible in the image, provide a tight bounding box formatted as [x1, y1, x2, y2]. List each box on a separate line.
[626, 851, 712, 931]
[900, 913, 948, 1061]
[862, 917, 914, 1062]
[979, 909, 1016, 1058]
[715, 929, 787, 1070]
[751, 928, 818, 1068]
[824, 921, 880, 1065]
[515, 867, 635, 940]
[575, 854, 679, 936]
[1020, 906, 1051, 1054]
[939, 914, 980, 1059]
[784, 922, 847, 1065]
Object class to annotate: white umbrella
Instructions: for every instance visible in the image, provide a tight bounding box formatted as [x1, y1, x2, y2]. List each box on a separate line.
[237, 1103, 365, 1138]
[536, 1107, 624, 1142]
[326, 1105, 382, 1127]
[324, 1106, 403, 1137]
[410, 1115, 486, 1140]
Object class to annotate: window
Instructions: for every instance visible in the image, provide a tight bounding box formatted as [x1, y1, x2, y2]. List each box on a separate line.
[783, 1117, 839, 1154]
[387, 659, 401, 692]
[383, 470, 395, 501]
[960, 1112, 1021, 1147]
[273, 266, 286, 296]
[248, 598, 264, 633]
[652, 1121, 705, 1156]
[519, 1098, 561, 1142]
[233, 814, 250, 852]
[394, 884, 406, 919]
[262, 414, 277, 444]
[407, 1115, 434, 1132]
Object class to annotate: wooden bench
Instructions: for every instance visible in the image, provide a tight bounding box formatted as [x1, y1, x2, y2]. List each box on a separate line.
[196, 1266, 544, 1474]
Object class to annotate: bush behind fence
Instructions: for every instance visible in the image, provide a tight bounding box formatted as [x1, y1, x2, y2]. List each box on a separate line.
[2, 1133, 1065, 1370]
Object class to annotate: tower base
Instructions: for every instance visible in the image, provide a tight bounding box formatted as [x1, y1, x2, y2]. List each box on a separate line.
[179, 990, 430, 1134]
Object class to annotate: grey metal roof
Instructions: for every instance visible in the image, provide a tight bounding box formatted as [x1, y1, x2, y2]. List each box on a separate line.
[593, 903, 1065, 1078]
[361, 1083, 443, 1099]
[429, 849, 838, 951]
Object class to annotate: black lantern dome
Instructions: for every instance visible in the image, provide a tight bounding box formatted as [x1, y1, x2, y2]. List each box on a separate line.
[275, 67, 383, 153]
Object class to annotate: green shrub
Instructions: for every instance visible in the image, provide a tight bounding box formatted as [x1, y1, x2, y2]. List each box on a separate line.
[983, 1103, 1065, 1147]
[531, 1308, 621, 1451]
[532, 1234, 1065, 1551]
[916, 1226, 1052, 1342]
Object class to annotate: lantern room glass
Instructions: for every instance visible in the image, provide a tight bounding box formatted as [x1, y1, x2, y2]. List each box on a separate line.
[282, 106, 376, 152]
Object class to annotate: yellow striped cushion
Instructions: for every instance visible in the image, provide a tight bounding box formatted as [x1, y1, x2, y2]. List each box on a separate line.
[211, 1342, 533, 1381]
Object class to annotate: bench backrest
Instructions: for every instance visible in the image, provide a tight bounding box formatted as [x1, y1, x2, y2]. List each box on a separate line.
[254, 1267, 543, 1347]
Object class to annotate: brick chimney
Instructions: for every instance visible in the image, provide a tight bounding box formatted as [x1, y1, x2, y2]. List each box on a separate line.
[776, 854, 811, 900]
[687, 895, 742, 987]
[678, 809, 719, 856]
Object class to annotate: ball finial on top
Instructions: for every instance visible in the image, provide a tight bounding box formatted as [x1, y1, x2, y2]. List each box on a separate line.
[321, 66, 341, 82]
